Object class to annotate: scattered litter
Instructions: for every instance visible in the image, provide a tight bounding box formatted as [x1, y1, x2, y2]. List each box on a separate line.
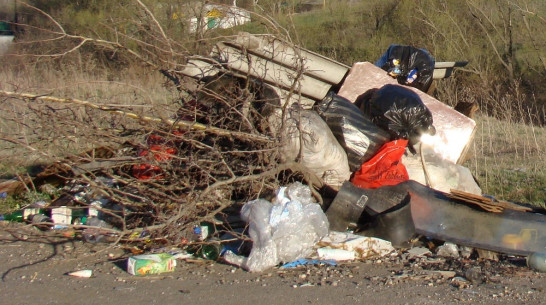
[407, 247, 432, 258]
[436, 242, 460, 258]
[0, 31, 541, 280]
[67, 269, 93, 278]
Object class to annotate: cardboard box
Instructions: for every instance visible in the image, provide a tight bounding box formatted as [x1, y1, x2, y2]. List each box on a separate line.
[127, 253, 176, 276]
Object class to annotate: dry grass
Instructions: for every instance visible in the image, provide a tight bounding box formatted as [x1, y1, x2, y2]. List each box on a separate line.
[0, 56, 177, 174]
[465, 114, 545, 207]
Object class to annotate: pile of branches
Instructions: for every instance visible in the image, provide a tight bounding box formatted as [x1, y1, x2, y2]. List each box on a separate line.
[0, 2, 321, 246]
[1, 72, 318, 245]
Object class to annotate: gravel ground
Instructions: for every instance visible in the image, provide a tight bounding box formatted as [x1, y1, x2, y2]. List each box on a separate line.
[1, 224, 545, 305]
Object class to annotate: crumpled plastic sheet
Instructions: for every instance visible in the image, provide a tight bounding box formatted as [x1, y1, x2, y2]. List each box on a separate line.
[223, 182, 329, 272]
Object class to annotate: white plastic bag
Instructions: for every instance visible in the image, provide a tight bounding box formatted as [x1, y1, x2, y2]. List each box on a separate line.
[226, 182, 329, 272]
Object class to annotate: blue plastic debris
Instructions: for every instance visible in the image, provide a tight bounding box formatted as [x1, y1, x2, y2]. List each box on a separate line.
[281, 258, 337, 268]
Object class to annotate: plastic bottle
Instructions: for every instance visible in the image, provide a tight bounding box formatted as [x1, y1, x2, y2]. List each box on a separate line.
[0, 208, 45, 222]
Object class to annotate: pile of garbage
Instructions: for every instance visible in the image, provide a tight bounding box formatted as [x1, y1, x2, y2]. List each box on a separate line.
[1, 35, 545, 276]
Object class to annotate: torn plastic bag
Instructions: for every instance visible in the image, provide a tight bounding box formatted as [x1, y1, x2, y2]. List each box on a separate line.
[225, 182, 329, 272]
[402, 143, 482, 195]
[357, 84, 435, 147]
[351, 139, 409, 189]
[315, 92, 390, 172]
[269, 106, 351, 188]
[375, 44, 435, 92]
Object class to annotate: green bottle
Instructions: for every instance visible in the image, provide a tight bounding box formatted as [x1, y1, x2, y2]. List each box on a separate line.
[198, 240, 224, 261]
[0, 208, 45, 222]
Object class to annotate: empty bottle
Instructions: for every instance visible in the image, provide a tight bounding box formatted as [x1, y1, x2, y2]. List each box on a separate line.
[198, 241, 224, 261]
[0, 208, 45, 222]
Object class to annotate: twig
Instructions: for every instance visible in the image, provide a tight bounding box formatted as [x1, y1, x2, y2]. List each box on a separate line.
[419, 144, 433, 188]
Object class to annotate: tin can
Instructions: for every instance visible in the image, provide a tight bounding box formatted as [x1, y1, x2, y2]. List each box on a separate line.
[127, 253, 176, 276]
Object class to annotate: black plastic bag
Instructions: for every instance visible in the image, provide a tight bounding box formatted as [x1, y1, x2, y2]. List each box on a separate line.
[375, 44, 435, 92]
[315, 92, 390, 172]
[356, 84, 435, 147]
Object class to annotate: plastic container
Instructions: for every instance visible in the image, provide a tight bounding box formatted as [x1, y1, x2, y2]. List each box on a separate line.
[127, 253, 176, 276]
[527, 253, 546, 273]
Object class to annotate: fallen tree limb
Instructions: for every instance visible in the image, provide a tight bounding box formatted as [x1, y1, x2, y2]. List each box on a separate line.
[0, 90, 273, 143]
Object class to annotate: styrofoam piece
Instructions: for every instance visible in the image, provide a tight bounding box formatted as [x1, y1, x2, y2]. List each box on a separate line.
[337, 62, 476, 164]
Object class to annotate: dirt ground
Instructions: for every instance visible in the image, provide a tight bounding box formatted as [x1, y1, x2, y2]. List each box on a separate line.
[1, 224, 545, 305]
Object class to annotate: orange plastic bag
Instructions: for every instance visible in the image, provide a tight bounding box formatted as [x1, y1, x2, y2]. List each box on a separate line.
[351, 139, 409, 189]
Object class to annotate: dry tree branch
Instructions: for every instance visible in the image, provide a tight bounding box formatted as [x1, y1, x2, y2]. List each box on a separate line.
[0, 90, 272, 143]
[135, 0, 175, 61]
[19, 1, 66, 34]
